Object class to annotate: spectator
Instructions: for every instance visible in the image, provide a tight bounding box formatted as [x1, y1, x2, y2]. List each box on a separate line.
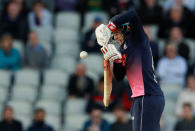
[168, 27, 190, 61]
[27, 108, 53, 131]
[111, 106, 133, 131]
[158, 4, 191, 38]
[143, 26, 159, 67]
[12, 0, 29, 17]
[137, 0, 162, 25]
[163, 0, 193, 25]
[176, 75, 195, 116]
[174, 103, 195, 131]
[28, 0, 52, 30]
[86, 76, 117, 113]
[82, 16, 102, 53]
[55, 0, 79, 12]
[24, 32, 49, 69]
[157, 43, 187, 86]
[83, 108, 110, 131]
[163, 0, 195, 11]
[1, 0, 29, 18]
[0, 34, 20, 70]
[68, 63, 94, 99]
[0, 106, 22, 131]
[0, 1, 29, 42]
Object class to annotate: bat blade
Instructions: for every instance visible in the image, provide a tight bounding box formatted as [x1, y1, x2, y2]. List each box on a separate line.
[103, 59, 112, 107]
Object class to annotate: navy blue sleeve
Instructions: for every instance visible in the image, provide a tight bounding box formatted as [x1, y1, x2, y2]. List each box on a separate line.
[113, 62, 126, 80]
[111, 8, 145, 40]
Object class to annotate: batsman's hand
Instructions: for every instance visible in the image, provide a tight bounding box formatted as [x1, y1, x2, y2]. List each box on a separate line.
[95, 24, 111, 46]
[101, 44, 122, 62]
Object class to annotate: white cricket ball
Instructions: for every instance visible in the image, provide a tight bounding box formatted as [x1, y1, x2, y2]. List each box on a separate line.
[80, 51, 88, 59]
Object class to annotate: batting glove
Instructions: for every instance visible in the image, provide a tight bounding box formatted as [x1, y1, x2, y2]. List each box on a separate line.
[101, 44, 122, 62]
[95, 24, 111, 46]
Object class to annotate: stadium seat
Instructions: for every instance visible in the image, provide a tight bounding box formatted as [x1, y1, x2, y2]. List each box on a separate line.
[158, 39, 166, 57]
[83, 12, 109, 33]
[161, 113, 177, 131]
[148, 25, 159, 41]
[65, 98, 87, 115]
[7, 100, 32, 116]
[11, 85, 37, 103]
[0, 104, 3, 117]
[13, 40, 24, 56]
[51, 56, 77, 74]
[0, 87, 8, 103]
[81, 54, 103, 75]
[185, 39, 195, 63]
[43, 69, 69, 87]
[41, 85, 66, 102]
[36, 100, 61, 116]
[0, 70, 11, 87]
[163, 99, 176, 116]
[46, 115, 61, 131]
[55, 29, 79, 44]
[64, 114, 89, 131]
[15, 69, 40, 87]
[41, 0, 55, 11]
[161, 84, 182, 101]
[34, 27, 53, 44]
[55, 43, 79, 58]
[56, 12, 80, 30]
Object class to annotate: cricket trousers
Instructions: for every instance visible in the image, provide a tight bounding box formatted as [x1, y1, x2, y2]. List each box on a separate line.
[130, 95, 165, 131]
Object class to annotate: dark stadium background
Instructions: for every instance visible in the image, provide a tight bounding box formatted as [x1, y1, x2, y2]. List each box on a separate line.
[0, 0, 195, 131]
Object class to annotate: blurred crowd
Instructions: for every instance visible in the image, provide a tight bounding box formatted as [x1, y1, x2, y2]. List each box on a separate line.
[0, 0, 195, 131]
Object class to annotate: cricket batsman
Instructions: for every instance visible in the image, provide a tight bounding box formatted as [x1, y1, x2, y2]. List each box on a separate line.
[95, 8, 165, 131]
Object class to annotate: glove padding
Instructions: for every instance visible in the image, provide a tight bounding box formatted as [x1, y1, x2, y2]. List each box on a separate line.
[101, 44, 122, 62]
[95, 24, 111, 46]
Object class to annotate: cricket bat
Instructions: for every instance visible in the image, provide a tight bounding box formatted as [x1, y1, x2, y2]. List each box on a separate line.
[103, 59, 112, 107]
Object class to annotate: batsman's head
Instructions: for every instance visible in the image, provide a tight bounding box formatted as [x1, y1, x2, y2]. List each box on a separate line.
[107, 20, 130, 45]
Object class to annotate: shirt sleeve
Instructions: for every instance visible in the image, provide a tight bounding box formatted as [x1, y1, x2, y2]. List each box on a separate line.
[167, 57, 187, 76]
[176, 92, 185, 116]
[41, 9, 52, 27]
[111, 8, 145, 40]
[113, 62, 126, 80]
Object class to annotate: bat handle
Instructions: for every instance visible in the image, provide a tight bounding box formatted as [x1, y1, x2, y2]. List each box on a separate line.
[103, 59, 112, 107]
[104, 59, 109, 70]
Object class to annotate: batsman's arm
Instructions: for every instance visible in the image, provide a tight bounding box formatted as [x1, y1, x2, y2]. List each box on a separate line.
[109, 8, 145, 39]
[113, 62, 126, 80]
